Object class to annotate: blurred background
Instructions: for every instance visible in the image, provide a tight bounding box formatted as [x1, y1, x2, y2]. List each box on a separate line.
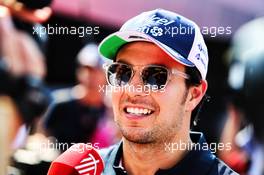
[1, 0, 264, 174]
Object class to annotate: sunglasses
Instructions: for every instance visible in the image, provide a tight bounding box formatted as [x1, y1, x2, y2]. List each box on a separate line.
[103, 62, 189, 90]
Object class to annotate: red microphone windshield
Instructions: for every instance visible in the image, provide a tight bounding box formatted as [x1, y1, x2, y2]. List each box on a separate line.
[47, 143, 104, 175]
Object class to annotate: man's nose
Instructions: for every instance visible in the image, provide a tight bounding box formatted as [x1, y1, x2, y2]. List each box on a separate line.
[126, 70, 149, 96]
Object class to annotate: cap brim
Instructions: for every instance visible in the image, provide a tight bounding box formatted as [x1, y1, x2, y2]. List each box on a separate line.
[98, 31, 195, 67]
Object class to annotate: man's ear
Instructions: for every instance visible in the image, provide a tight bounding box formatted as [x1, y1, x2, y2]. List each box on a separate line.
[185, 80, 207, 112]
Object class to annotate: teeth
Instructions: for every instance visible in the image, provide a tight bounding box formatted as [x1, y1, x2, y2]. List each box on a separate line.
[126, 107, 152, 115]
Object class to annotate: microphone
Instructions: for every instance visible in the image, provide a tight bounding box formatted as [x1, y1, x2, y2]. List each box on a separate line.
[47, 143, 104, 175]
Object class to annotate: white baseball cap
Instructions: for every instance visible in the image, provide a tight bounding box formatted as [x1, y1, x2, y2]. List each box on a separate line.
[98, 9, 209, 79]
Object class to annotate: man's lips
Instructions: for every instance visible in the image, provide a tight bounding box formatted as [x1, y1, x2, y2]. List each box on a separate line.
[123, 105, 155, 117]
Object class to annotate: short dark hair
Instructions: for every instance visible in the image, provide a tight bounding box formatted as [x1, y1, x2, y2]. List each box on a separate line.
[185, 67, 202, 87]
[184, 67, 208, 128]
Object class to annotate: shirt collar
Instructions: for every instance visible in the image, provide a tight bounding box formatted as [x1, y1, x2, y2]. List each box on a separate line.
[112, 141, 127, 174]
[111, 132, 216, 175]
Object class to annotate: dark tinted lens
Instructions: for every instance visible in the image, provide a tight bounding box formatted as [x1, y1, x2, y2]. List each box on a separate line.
[107, 64, 132, 86]
[142, 66, 168, 89]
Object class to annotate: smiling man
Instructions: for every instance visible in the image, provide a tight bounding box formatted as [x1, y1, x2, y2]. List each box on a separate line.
[98, 9, 237, 175]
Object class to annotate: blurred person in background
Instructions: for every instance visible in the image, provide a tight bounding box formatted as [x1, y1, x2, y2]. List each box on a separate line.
[0, 0, 53, 174]
[219, 17, 264, 175]
[44, 43, 118, 152]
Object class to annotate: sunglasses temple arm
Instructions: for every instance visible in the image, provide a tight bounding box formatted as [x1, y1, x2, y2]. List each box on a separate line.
[171, 69, 190, 79]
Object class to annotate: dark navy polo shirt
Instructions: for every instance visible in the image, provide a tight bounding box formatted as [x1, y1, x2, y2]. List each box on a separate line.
[99, 132, 239, 175]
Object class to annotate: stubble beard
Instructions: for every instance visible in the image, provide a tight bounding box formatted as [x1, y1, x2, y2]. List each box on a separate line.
[117, 95, 188, 146]
[116, 86, 189, 146]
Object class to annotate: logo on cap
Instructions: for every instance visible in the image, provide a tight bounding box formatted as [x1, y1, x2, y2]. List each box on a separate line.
[150, 26, 163, 36]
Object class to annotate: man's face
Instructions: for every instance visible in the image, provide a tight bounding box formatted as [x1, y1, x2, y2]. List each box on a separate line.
[77, 67, 106, 102]
[112, 41, 193, 144]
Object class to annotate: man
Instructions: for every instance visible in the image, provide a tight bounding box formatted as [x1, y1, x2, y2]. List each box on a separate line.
[97, 9, 237, 175]
[45, 43, 117, 151]
[0, 1, 52, 174]
[219, 17, 264, 175]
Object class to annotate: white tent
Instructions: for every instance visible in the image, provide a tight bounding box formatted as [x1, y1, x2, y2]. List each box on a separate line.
[51, 0, 264, 38]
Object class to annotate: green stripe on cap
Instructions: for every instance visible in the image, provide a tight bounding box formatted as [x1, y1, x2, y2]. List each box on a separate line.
[99, 35, 128, 60]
